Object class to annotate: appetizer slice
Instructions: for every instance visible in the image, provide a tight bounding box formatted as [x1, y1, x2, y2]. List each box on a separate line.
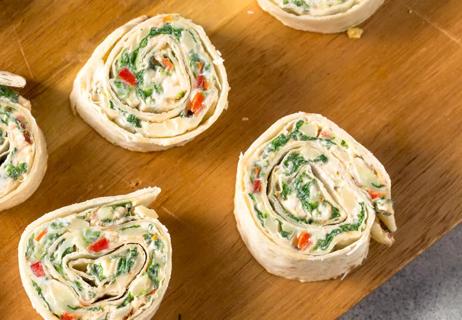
[257, 0, 384, 33]
[71, 14, 229, 152]
[18, 187, 172, 320]
[0, 71, 47, 211]
[234, 113, 396, 282]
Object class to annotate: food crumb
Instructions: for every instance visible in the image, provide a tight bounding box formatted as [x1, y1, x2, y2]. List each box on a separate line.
[408, 9, 413, 14]
[347, 27, 364, 39]
[242, 117, 249, 121]
[247, 10, 255, 15]
[130, 180, 141, 188]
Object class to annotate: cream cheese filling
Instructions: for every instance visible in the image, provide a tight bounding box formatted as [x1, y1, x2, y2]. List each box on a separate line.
[71, 14, 229, 151]
[273, 0, 359, 16]
[20, 194, 171, 320]
[0, 95, 36, 197]
[243, 115, 395, 256]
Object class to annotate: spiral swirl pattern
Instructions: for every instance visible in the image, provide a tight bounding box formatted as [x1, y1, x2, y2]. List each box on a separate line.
[257, 0, 384, 33]
[0, 72, 47, 211]
[71, 14, 229, 151]
[19, 188, 172, 320]
[234, 113, 396, 281]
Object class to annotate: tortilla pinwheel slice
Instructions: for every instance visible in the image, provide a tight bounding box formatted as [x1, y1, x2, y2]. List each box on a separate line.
[257, 0, 384, 33]
[18, 187, 172, 320]
[234, 113, 396, 282]
[0, 72, 47, 211]
[71, 14, 229, 152]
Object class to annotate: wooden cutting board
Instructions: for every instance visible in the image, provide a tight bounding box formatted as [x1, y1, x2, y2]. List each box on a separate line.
[1, 0, 461, 319]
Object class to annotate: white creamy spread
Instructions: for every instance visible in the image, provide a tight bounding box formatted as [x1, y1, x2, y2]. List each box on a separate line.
[234, 113, 396, 281]
[20, 194, 171, 320]
[71, 14, 230, 151]
[273, 0, 358, 16]
[0, 91, 37, 197]
[242, 115, 395, 255]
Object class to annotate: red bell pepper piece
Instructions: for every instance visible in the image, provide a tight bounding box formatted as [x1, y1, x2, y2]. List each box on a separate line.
[368, 190, 382, 200]
[31, 261, 45, 277]
[88, 237, 109, 253]
[61, 312, 76, 320]
[189, 92, 205, 113]
[296, 232, 311, 250]
[253, 179, 262, 193]
[35, 229, 47, 241]
[118, 68, 137, 86]
[196, 75, 208, 90]
[162, 57, 174, 71]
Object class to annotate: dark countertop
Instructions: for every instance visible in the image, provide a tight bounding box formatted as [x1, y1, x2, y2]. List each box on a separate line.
[342, 225, 462, 320]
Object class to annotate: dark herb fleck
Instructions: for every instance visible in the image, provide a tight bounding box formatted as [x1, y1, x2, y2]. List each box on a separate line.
[89, 263, 105, 281]
[26, 236, 34, 259]
[117, 292, 134, 308]
[0, 86, 19, 102]
[126, 114, 142, 128]
[277, 220, 292, 239]
[147, 263, 160, 288]
[116, 248, 138, 277]
[50, 221, 66, 229]
[281, 182, 291, 200]
[6, 162, 27, 180]
[312, 154, 328, 164]
[88, 306, 104, 312]
[62, 246, 76, 258]
[67, 305, 81, 311]
[330, 206, 341, 219]
[54, 263, 64, 275]
[269, 134, 290, 152]
[372, 182, 385, 188]
[82, 229, 100, 244]
[32, 281, 51, 310]
[149, 24, 184, 40]
[121, 225, 141, 231]
[294, 174, 313, 212]
[139, 37, 148, 48]
[120, 51, 130, 67]
[315, 203, 366, 251]
[74, 280, 83, 291]
[283, 152, 307, 174]
[248, 193, 267, 225]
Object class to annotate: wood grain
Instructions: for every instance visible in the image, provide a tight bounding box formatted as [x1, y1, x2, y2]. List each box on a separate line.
[0, 0, 461, 319]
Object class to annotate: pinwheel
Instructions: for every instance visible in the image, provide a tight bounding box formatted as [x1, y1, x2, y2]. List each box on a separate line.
[234, 113, 396, 282]
[257, 0, 384, 33]
[71, 14, 229, 152]
[0, 71, 47, 211]
[18, 187, 172, 320]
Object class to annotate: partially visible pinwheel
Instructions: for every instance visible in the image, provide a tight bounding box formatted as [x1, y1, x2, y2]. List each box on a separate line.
[19, 187, 172, 320]
[71, 14, 229, 152]
[0, 71, 47, 211]
[257, 0, 384, 33]
[234, 113, 396, 282]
